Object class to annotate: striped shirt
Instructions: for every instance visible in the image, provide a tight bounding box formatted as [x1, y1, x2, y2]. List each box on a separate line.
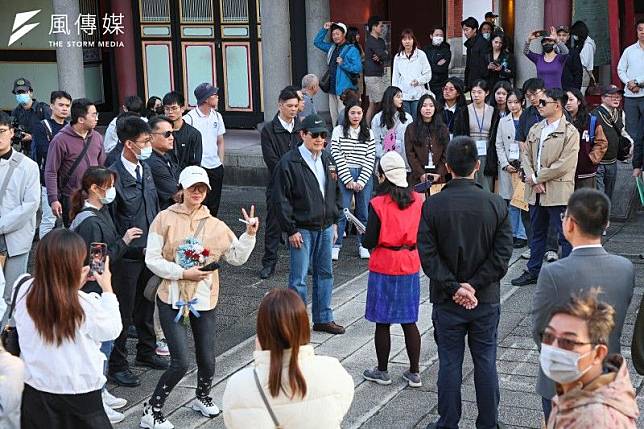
[330, 125, 376, 186]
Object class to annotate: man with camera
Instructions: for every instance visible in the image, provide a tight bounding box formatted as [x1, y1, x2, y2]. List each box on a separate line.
[10, 78, 51, 155]
[0, 112, 40, 328]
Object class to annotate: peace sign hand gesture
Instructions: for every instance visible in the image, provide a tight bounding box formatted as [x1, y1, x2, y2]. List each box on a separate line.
[241, 205, 259, 236]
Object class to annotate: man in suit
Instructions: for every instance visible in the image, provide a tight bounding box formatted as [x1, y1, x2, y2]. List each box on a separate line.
[418, 136, 513, 429]
[531, 188, 635, 422]
[146, 115, 179, 210]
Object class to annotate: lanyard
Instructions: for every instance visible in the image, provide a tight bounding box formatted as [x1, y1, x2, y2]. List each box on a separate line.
[472, 105, 486, 134]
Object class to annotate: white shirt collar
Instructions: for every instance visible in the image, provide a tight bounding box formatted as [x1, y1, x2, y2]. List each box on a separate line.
[195, 106, 214, 118]
[445, 103, 457, 113]
[572, 244, 603, 251]
[84, 200, 100, 210]
[278, 115, 295, 133]
[120, 153, 141, 179]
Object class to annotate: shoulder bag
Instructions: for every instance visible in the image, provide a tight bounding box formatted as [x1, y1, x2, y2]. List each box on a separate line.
[0, 275, 32, 356]
[59, 134, 92, 194]
[143, 217, 208, 302]
[319, 48, 335, 93]
[253, 368, 282, 429]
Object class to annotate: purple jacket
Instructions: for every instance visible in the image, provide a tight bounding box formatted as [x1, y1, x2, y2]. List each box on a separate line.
[45, 124, 106, 203]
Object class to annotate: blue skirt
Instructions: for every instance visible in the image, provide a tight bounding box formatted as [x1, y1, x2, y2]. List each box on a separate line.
[365, 271, 420, 324]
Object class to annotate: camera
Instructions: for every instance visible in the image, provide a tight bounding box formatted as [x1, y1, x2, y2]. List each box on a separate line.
[10, 118, 27, 153]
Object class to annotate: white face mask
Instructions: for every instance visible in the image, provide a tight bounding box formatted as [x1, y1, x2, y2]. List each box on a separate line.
[539, 343, 594, 384]
[432, 36, 444, 46]
[100, 187, 116, 204]
[482, 33, 491, 41]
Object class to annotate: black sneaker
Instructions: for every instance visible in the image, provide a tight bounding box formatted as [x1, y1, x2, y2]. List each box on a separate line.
[511, 270, 538, 286]
[513, 238, 528, 249]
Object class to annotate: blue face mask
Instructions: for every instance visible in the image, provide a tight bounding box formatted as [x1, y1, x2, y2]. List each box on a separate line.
[16, 93, 30, 105]
[136, 146, 153, 161]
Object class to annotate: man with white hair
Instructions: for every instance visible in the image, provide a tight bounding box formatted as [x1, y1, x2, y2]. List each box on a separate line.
[300, 74, 319, 121]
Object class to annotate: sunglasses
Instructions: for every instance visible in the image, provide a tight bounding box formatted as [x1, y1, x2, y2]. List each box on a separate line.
[153, 130, 174, 138]
[308, 132, 328, 139]
[538, 99, 557, 107]
[541, 331, 594, 351]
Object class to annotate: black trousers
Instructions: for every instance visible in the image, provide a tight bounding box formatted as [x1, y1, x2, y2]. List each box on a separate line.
[21, 384, 111, 429]
[61, 194, 72, 227]
[203, 165, 224, 217]
[261, 195, 282, 268]
[108, 258, 156, 373]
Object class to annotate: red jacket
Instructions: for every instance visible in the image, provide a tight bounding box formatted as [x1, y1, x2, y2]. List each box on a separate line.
[368, 194, 423, 275]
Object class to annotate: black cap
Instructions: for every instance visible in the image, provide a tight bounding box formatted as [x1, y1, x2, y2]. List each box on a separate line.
[300, 114, 327, 133]
[600, 84, 624, 96]
[485, 12, 498, 18]
[12, 77, 32, 94]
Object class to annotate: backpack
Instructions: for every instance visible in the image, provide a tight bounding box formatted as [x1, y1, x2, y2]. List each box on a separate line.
[587, 114, 597, 144]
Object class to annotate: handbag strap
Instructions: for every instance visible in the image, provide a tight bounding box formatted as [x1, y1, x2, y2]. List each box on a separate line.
[5, 275, 32, 324]
[194, 217, 207, 239]
[60, 134, 92, 192]
[0, 152, 25, 207]
[253, 368, 282, 429]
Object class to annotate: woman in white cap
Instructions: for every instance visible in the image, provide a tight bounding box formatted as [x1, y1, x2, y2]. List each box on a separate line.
[361, 151, 424, 388]
[141, 166, 258, 429]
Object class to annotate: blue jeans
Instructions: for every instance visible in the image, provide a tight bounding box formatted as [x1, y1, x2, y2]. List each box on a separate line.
[596, 163, 617, 201]
[289, 226, 334, 324]
[336, 168, 373, 248]
[403, 100, 419, 120]
[527, 204, 572, 275]
[508, 205, 527, 240]
[432, 302, 501, 429]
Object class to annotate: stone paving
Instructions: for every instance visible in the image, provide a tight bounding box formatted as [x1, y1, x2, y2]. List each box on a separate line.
[112, 211, 644, 429]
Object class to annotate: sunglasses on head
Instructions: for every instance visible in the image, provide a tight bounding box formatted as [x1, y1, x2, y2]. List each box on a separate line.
[153, 130, 174, 138]
[541, 331, 594, 351]
[308, 132, 328, 139]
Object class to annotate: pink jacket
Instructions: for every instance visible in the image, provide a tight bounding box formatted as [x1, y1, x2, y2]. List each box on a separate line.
[547, 354, 639, 429]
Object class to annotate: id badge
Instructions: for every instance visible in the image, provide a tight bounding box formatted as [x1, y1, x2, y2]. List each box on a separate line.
[476, 140, 487, 157]
[508, 142, 520, 160]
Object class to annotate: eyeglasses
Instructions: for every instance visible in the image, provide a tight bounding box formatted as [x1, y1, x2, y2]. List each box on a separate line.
[308, 132, 328, 139]
[538, 99, 557, 107]
[164, 105, 181, 112]
[541, 331, 594, 351]
[16, 90, 28, 94]
[526, 90, 544, 99]
[152, 131, 174, 138]
[133, 138, 152, 146]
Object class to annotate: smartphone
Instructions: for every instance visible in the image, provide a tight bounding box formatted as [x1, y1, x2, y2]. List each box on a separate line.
[89, 242, 107, 274]
[200, 261, 221, 272]
[537, 30, 549, 37]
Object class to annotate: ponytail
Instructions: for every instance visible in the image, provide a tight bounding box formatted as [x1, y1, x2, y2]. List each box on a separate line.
[69, 166, 117, 222]
[69, 188, 90, 221]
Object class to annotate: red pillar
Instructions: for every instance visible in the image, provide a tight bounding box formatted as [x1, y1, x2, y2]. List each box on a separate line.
[544, 0, 571, 29]
[608, 0, 621, 85]
[110, 0, 138, 107]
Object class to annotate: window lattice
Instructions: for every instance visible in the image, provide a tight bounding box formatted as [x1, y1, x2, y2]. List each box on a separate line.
[221, 0, 249, 23]
[140, 0, 170, 23]
[181, 0, 214, 23]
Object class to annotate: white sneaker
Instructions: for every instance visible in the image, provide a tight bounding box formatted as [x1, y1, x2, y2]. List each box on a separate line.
[140, 402, 174, 429]
[155, 339, 170, 356]
[190, 396, 222, 418]
[359, 246, 370, 259]
[102, 389, 127, 409]
[545, 250, 559, 262]
[520, 248, 531, 260]
[104, 402, 125, 424]
[331, 247, 340, 261]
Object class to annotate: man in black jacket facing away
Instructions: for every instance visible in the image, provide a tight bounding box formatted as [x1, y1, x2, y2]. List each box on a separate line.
[259, 87, 302, 279]
[272, 114, 345, 335]
[146, 115, 179, 210]
[557, 26, 583, 91]
[462, 17, 491, 91]
[418, 136, 513, 429]
[108, 117, 167, 387]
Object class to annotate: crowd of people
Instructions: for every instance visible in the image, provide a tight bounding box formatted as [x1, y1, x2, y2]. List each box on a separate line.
[0, 11, 643, 429]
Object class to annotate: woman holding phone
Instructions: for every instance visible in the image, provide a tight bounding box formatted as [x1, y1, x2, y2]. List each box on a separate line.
[141, 165, 257, 429]
[69, 166, 143, 424]
[524, 26, 569, 89]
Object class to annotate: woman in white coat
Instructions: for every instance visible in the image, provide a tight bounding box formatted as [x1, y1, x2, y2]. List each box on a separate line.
[223, 288, 354, 429]
[495, 89, 527, 248]
[392, 29, 432, 120]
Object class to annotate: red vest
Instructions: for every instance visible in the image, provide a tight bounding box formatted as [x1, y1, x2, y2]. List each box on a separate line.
[368, 193, 423, 275]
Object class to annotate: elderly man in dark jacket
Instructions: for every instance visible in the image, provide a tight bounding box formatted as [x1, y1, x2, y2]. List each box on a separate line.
[272, 114, 344, 335]
[418, 136, 513, 429]
[108, 116, 166, 388]
[259, 88, 302, 279]
[461, 17, 491, 90]
[146, 115, 179, 210]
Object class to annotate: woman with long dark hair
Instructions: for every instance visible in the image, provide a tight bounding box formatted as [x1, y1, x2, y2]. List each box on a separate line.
[440, 77, 467, 137]
[146, 96, 163, 120]
[392, 29, 432, 120]
[69, 166, 142, 423]
[223, 288, 354, 428]
[489, 80, 513, 117]
[485, 34, 515, 89]
[405, 94, 450, 185]
[15, 229, 122, 429]
[371, 86, 411, 170]
[362, 151, 424, 387]
[330, 101, 375, 260]
[453, 79, 498, 191]
[565, 88, 608, 189]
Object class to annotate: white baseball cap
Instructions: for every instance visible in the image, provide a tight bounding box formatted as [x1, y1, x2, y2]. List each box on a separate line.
[179, 166, 211, 189]
[380, 152, 408, 188]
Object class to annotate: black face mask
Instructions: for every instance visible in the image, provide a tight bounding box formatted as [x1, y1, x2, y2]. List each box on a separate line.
[542, 44, 555, 53]
[155, 107, 164, 114]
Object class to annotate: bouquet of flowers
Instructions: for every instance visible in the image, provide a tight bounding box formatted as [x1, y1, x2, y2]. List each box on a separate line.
[174, 238, 211, 323]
